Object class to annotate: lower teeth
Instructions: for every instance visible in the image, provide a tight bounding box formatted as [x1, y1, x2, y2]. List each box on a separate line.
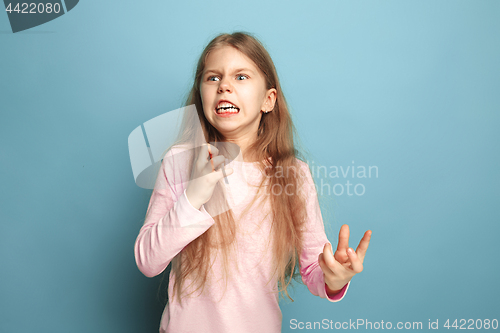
[217, 109, 238, 114]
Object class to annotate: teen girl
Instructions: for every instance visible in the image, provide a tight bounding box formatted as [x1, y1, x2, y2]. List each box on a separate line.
[134, 32, 372, 333]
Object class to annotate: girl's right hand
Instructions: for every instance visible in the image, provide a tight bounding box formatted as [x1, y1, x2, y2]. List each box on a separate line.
[185, 143, 233, 210]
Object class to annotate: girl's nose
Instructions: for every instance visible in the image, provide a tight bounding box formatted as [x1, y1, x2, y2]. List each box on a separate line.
[217, 78, 233, 93]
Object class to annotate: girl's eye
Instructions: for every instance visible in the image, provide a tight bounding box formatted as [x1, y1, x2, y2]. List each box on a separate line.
[207, 74, 248, 81]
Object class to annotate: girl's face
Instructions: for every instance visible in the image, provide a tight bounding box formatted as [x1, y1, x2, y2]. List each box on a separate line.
[200, 46, 276, 144]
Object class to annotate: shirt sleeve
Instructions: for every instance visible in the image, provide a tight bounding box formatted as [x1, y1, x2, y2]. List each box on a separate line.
[134, 150, 215, 278]
[298, 160, 350, 302]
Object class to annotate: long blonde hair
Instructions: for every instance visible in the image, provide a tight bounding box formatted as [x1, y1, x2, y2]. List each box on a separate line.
[156, 31, 317, 305]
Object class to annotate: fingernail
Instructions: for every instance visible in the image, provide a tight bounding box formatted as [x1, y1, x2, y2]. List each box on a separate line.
[348, 248, 354, 254]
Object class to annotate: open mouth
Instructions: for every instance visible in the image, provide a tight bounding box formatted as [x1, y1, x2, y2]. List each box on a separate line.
[216, 101, 240, 114]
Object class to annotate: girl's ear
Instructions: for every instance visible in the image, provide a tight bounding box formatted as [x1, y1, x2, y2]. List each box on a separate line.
[262, 88, 277, 112]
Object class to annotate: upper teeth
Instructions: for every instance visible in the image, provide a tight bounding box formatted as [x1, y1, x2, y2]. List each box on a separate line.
[217, 102, 239, 111]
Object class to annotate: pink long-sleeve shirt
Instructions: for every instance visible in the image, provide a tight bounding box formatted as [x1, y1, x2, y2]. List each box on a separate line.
[134, 146, 349, 333]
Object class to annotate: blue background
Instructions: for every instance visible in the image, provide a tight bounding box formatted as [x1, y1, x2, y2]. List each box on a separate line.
[1, 1, 499, 332]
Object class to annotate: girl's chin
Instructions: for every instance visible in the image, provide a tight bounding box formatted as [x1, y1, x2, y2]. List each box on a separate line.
[213, 124, 239, 133]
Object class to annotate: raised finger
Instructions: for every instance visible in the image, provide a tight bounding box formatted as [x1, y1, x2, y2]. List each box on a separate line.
[207, 142, 220, 156]
[206, 144, 215, 171]
[197, 143, 211, 166]
[194, 144, 219, 177]
[355, 230, 372, 263]
[346, 247, 364, 274]
[337, 224, 350, 252]
[199, 143, 219, 160]
[198, 143, 217, 168]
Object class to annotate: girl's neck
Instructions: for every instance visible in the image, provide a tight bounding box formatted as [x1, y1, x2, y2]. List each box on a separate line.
[241, 151, 259, 163]
[224, 134, 259, 163]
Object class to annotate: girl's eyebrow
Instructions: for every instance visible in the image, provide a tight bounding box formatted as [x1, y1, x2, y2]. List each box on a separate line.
[204, 68, 255, 75]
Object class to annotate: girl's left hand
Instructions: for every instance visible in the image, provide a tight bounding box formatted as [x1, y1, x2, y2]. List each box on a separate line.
[318, 224, 372, 294]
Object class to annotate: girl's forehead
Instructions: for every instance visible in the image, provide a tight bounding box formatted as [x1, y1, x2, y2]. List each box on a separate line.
[204, 46, 257, 71]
